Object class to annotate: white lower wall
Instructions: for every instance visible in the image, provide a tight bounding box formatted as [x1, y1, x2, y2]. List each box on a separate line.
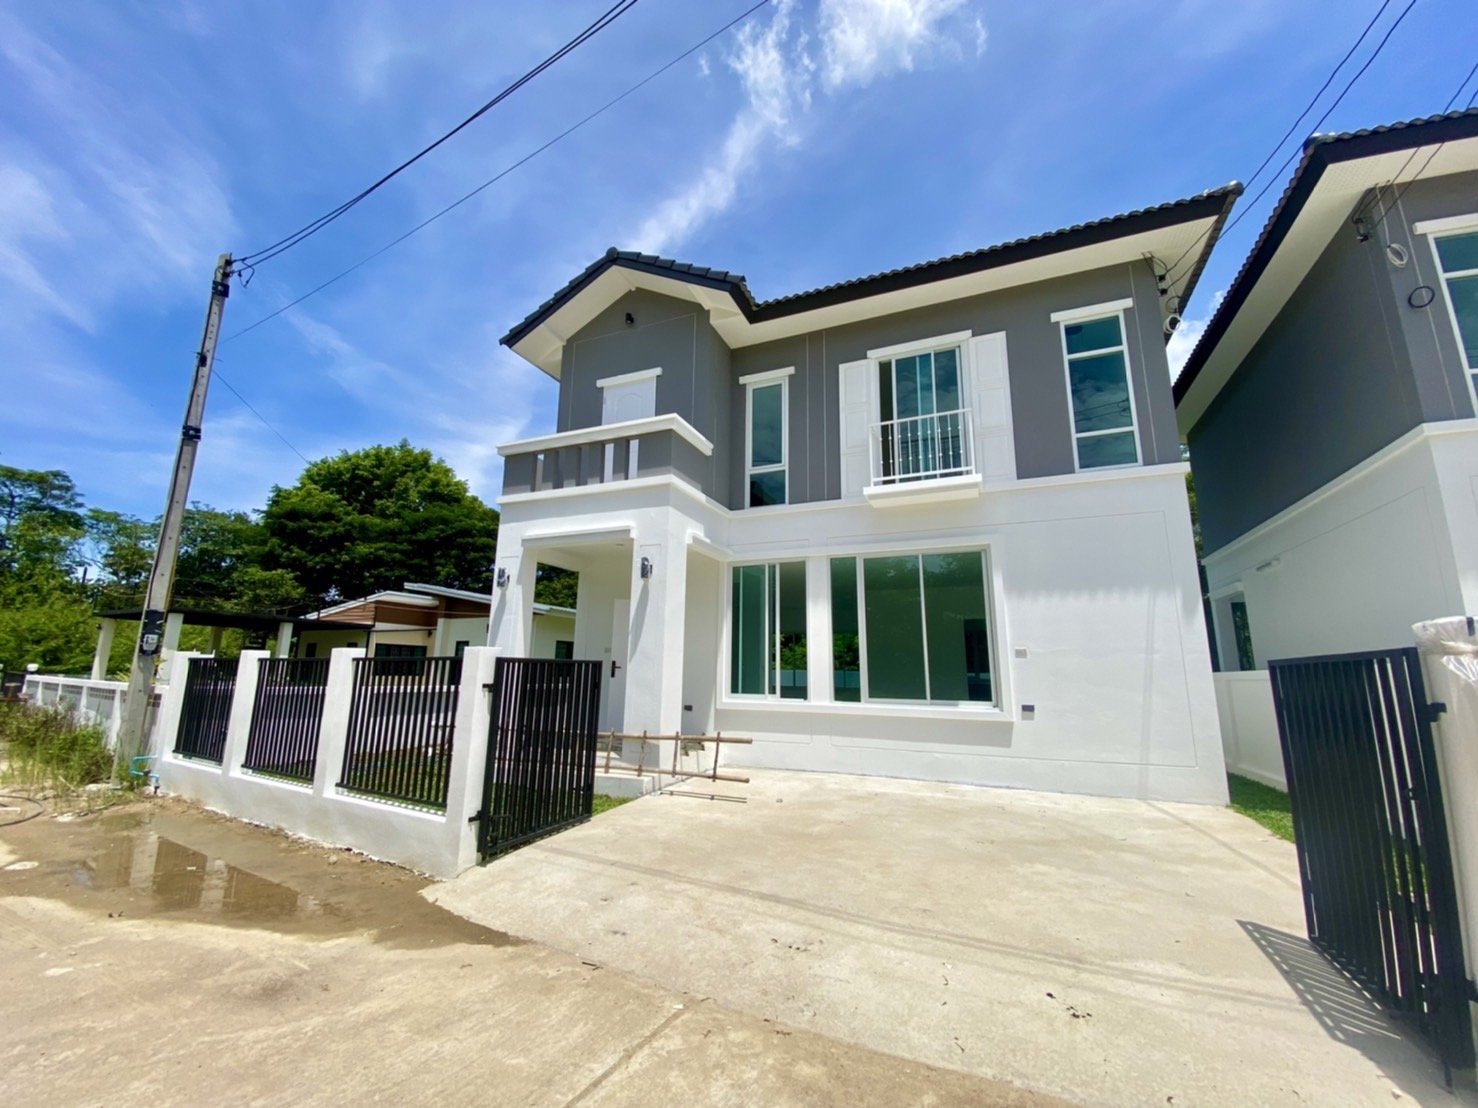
[1212, 671, 1284, 789]
[154, 647, 495, 878]
[1204, 421, 1478, 666]
[493, 463, 1227, 804]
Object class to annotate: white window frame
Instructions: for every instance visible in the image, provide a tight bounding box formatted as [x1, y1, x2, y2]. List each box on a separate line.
[866, 331, 973, 484]
[727, 558, 806, 701]
[1415, 212, 1478, 412]
[742, 366, 792, 507]
[836, 546, 998, 709]
[1053, 301, 1141, 472]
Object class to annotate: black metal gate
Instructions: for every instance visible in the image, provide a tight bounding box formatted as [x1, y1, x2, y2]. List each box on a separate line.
[339, 655, 461, 809]
[243, 657, 330, 782]
[1270, 648, 1473, 1076]
[479, 658, 601, 858]
[174, 656, 239, 763]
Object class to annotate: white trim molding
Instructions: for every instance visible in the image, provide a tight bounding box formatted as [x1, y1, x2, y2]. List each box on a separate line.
[738, 365, 795, 386]
[867, 330, 972, 361]
[497, 412, 714, 458]
[1413, 212, 1478, 236]
[595, 366, 662, 389]
[1050, 297, 1134, 324]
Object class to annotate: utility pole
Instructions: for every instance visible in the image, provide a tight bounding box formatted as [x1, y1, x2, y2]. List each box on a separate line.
[114, 253, 233, 770]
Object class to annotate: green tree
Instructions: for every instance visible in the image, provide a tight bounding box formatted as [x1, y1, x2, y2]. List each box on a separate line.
[534, 565, 578, 609]
[261, 441, 499, 602]
[0, 465, 85, 577]
[84, 509, 154, 602]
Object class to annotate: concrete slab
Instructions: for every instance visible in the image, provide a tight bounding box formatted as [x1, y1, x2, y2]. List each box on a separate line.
[431, 771, 1470, 1107]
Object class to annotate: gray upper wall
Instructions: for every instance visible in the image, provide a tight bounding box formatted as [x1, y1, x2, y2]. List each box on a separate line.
[1188, 174, 1478, 554]
[557, 263, 1179, 510]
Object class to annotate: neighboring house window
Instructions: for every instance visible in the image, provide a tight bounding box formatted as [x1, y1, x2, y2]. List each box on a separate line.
[554, 640, 574, 660]
[742, 368, 792, 506]
[830, 551, 994, 704]
[877, 344, 967, 481]
[730, 561, 806, 698]
[1230, 599, 1256, 672]
[454, 640, 470, 658]
[1056, 305, 1140, 470]
[1429, 227, 1478, 401]
[304, 642, 318, 659]
[375, 642, 428, 676]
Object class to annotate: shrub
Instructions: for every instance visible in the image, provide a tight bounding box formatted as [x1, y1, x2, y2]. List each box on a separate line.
[0, 701, 113, 789]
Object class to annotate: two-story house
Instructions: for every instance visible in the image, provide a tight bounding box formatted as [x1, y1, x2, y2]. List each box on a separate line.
[489, 185, 1241, 804]
[1176, 109, 1478, 671]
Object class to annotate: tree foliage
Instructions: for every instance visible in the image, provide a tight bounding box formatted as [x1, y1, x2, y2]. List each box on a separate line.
[261, 441, 498, 601]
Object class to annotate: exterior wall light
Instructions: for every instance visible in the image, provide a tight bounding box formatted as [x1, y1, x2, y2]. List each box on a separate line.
[640, 557, 654, 580]
[495, 567, 509, 588]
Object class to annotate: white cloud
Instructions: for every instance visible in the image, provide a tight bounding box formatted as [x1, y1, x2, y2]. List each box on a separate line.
[1167, 289, 1225, 381]
[632, 0, 981, 256]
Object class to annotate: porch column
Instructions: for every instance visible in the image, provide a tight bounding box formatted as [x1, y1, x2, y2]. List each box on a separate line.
[91, 618, 117, 681]
[157, 612, 186, 683]
[208, 626, 224, 655]
[624, 520, 688, 735]
[489, 545, 537, 657]
[275, 620, 294, 658]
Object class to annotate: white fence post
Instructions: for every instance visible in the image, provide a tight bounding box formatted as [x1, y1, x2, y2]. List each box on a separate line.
[315, 647, 365, 798]
[224, 651, 270, 777]
[445, 646, 498, 872]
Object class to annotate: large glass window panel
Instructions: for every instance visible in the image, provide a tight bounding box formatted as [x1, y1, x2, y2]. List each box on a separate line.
[730, 564, 767, 695]
[1063, 315, 1124, 355]
[1069, 351, 1133, 433]
[1077, 431, 1139, 469]
[750, 383, 784, 467]
[922, 553, 992, 702]
[777, 561, 807, 699]
[1445, 273, 1478, 366]
[830, 557, 861, 702]
[933, 348, 960, 411]
[1436, 231, 1478, 274]
[862, 556, 927, 700]
[749, 471, 786, 507]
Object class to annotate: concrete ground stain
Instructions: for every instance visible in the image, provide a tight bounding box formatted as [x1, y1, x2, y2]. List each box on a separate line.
[0, 798, 516, 950]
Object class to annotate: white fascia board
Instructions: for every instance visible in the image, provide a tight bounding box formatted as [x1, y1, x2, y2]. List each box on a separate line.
[315, 591, 437, 616]
[402, 582, 491, 604]
[737, 365, 795, 385]
[597, 367, 662, 389]
[1050, 298, 1134, 324]
[497, 412, 714, 458]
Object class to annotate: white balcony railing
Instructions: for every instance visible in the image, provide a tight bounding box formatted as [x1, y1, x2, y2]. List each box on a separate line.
[868, 408, 975, 486]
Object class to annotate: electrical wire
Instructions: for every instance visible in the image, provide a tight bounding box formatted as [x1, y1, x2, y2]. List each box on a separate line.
[223, 0, 774, 344]
[237, 0, 641, 268]
[1164, 0, 1418, 291]
[212, 365, 311, 464]
[1362, 66, 1478, 238]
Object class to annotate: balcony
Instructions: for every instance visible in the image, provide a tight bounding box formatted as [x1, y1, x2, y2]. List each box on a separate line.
[499, 413, 714, 500]
[864, 408, 982, 506]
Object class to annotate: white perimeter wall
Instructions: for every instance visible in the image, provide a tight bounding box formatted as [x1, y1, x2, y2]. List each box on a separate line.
[494, 462, 1227, 804]
[1212, 671, 1284, 789]
[1203, 421, 1478, 665]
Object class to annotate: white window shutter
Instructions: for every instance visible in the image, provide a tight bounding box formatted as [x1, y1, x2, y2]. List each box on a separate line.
[966, 332, 1015, 482]
[837, 358, 874, 497]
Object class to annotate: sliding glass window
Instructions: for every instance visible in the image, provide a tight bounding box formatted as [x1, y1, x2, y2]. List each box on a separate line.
[831, 550, 994, 704]
[730, 561, 806, 699]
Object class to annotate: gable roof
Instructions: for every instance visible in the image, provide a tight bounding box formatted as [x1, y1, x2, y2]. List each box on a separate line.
[504, 185, 1242, 376]
[1174, 108, 1478, 432]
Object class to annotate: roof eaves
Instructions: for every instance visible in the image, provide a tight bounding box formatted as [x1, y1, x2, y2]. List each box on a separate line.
[1174, 107, 1478, 410]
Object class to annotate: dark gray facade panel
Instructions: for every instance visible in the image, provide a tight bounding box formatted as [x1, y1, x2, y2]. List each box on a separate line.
[1129, 262, 1183, 466]
[1386, 170, 1478, 422]
[1188, 208, 1425, 553]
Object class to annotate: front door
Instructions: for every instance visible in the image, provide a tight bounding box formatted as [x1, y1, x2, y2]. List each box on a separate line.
[599, 598, 630, 733]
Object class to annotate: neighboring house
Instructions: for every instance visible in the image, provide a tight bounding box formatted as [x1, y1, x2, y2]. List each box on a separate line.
[489, 185, 1242, 803]
[1176, 109, 1478, 669]
[296, 583, 575, 661]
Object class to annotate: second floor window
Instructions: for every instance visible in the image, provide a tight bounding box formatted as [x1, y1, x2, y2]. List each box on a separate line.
[744, 370, 790, 506]
[1431, 228, 1478, 402]
[877, 346, 968, 481]
[1058, 309, 1140, 470]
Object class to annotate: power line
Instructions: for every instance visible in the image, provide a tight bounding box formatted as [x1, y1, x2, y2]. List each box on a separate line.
[1164, 0, 1418, 291]
[224, 0, 774, 344]
[237, 0, 641, 269]
[213, 362, 311, 464]
[1362, 65, 1478, 237]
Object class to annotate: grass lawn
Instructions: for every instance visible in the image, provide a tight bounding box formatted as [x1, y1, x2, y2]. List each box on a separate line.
[1228, 773, 1294, 842]
[593, 794, 634, 817]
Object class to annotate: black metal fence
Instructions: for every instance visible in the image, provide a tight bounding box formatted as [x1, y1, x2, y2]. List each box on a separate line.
[243, 657, 331, 782]
[480, 658, 601, 858]
[338, 655, 462, 809]
[1270, 648, 1473, 1078]
[174, 657, 239, 763]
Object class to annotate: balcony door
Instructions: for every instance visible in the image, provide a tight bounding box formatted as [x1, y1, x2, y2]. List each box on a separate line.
[879, 347, 965, 481]
[600, 368, 658, 425]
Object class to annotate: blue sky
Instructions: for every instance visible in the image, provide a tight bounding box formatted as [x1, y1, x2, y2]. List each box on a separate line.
[2, 0, 1473, 519]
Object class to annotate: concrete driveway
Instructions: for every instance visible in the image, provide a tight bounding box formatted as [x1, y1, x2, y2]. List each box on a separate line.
[431, 771, 1465, 1106]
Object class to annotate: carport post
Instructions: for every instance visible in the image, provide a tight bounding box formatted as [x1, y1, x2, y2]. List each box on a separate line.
[91, 618, 117, 681]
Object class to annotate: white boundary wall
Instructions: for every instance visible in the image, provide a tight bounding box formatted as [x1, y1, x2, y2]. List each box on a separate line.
[494, 462, 1228, 804]
[154, 646, 496, 878]
[1212, 671, 1284, 789]
[22, 674, 131, 750]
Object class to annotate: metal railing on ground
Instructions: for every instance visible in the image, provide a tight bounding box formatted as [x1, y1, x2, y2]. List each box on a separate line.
[338, 655, 462, 809]
[174, 657, 239, 764]
[243, 657, 331, 783]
